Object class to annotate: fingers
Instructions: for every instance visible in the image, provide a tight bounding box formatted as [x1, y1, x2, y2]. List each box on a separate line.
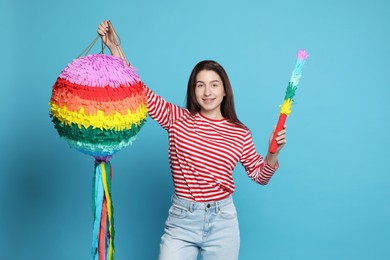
[97, 20, 110, 36]
[275, 135, 286, 145]
[277, 129, 286, 136]
[274, 125, 287, 145]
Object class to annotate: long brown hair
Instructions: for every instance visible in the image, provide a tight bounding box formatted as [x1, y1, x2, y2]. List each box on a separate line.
[186, 60, 246, 128]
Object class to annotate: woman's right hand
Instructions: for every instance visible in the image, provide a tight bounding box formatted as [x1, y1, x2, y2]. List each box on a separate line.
[97, 20, 117, 51]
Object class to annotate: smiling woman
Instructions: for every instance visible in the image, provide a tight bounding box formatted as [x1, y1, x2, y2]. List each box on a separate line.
[97, 20, 287, 260]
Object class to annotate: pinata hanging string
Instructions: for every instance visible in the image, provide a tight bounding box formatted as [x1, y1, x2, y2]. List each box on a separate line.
[106, 21, 130, 66]
[76, 21, 129, 65]
[77, 35, 100, 58]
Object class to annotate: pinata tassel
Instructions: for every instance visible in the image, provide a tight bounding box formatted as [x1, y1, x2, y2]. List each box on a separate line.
[92, 161, 115, 260]
[269, 113, 287, 153]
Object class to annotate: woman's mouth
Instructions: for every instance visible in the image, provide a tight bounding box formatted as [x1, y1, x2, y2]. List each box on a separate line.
[202, 98, 215, 104]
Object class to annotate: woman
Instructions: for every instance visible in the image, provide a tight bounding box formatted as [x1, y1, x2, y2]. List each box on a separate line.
[98, 20, 286, 260]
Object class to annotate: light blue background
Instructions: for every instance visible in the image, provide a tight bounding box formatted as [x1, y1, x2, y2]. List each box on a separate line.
[1, 0, 389, 259]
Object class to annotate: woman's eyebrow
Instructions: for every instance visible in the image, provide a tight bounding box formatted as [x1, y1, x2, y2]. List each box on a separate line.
[196, 80, 220, 84]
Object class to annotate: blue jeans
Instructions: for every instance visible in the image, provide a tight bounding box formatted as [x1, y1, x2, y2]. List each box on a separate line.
[158, 194, 240, 260]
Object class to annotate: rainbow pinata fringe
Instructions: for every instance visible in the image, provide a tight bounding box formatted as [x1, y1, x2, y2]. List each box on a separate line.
[49, 54, 148, 160]
[92, 161, 115, 260]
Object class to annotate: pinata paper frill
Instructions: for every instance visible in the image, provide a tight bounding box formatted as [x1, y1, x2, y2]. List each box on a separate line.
[49, 54, 148, 160]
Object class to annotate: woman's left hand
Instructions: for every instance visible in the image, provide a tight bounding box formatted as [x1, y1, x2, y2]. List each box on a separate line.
[269, 125, 287, 153]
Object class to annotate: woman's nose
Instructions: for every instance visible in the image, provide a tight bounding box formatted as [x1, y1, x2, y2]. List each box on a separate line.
[204, 86, 211, 96]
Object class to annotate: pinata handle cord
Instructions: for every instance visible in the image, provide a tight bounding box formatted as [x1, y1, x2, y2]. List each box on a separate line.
[269, 114, 287, 154]
[77, 20, 129, 66]
[92, 161, 115, 260]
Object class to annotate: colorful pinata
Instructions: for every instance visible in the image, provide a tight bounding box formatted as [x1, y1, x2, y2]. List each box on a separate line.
[49, 53, 147, 260]
[50, 54, 147, 160]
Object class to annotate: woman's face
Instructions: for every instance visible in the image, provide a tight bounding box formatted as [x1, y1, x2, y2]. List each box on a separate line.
[195, 70, 226, 119]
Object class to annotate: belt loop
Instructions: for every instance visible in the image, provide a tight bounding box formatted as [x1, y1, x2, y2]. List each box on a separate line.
[189, 202, 194, 213]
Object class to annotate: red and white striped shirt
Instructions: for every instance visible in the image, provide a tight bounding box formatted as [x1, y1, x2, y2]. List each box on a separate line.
[146, 88, 278, 202]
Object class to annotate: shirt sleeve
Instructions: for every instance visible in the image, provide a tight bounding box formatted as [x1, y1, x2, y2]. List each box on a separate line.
[146, 87, 186, 130]
[240, 130, 279, 185]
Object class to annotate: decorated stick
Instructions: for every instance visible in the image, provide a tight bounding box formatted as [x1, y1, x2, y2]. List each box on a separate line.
[269, 49, 309, 153]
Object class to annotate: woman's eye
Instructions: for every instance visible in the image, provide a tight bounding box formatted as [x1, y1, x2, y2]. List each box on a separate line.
[212, 84, 219, 88]
[197, 84, 204, 88]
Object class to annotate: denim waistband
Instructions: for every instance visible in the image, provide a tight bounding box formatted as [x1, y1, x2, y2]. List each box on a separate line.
[171, 193, 233, 213]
